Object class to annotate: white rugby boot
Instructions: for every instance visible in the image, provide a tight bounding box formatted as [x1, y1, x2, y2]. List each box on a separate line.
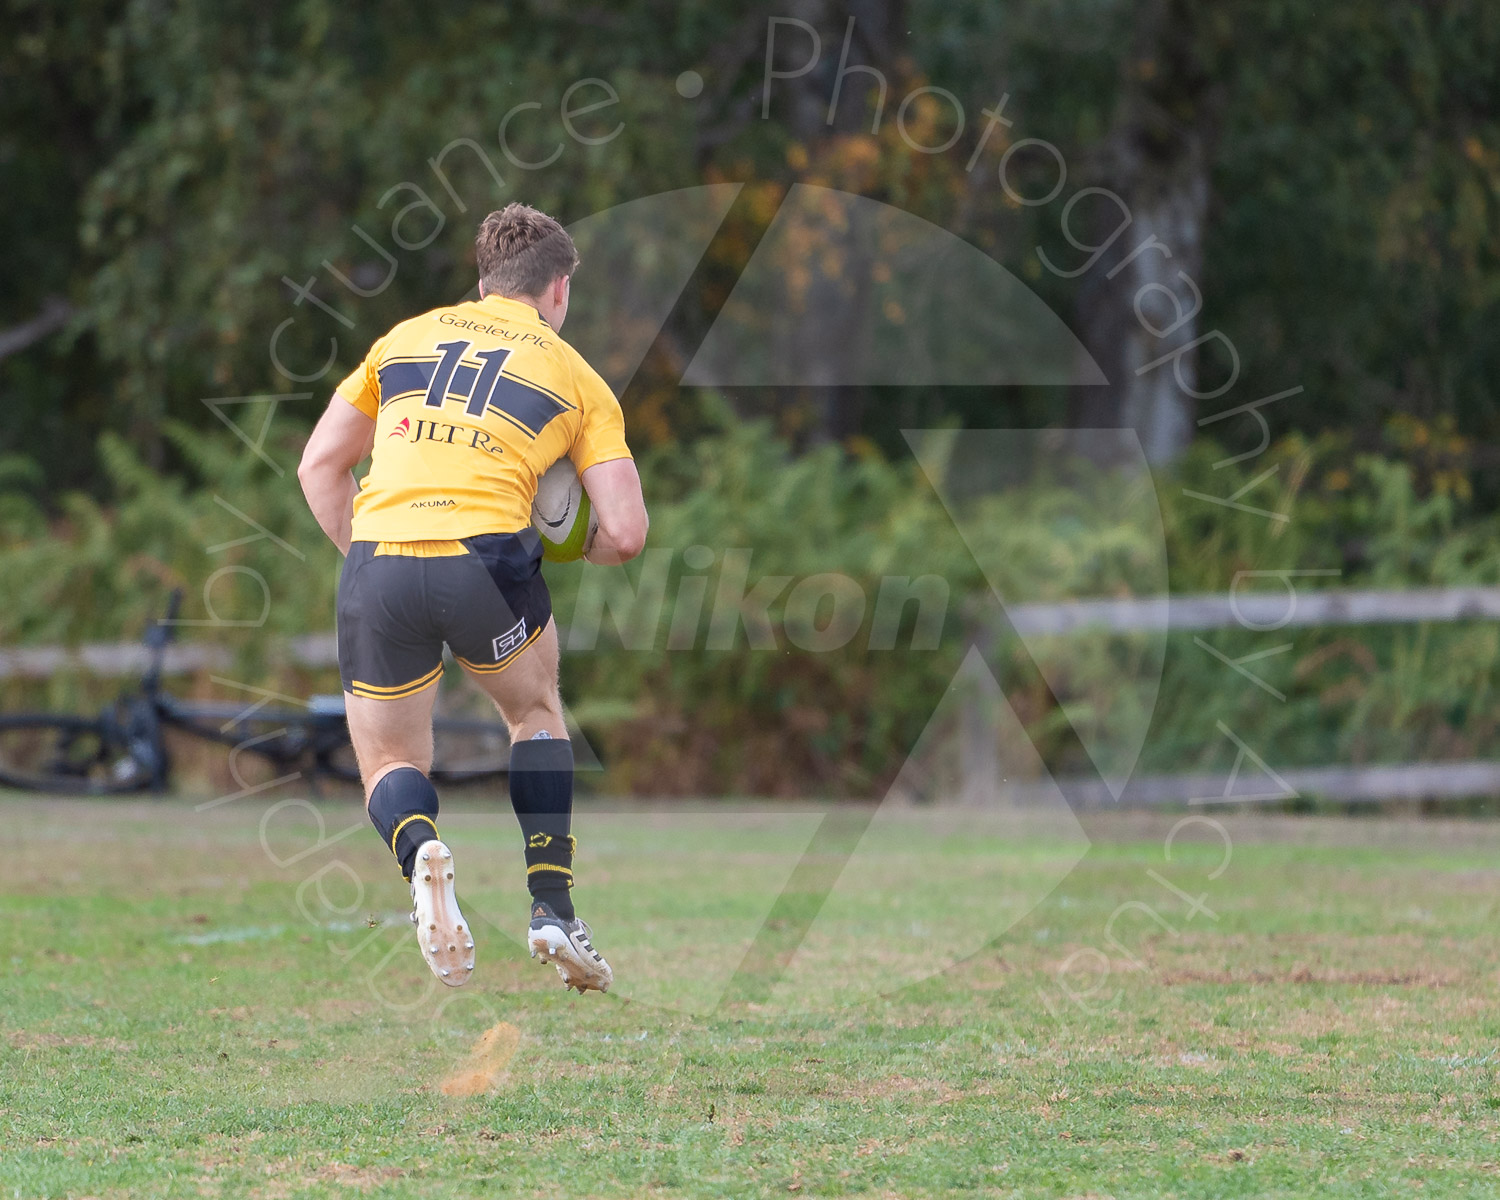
[408, 839, 474, 987]
[527, 900, 612, 994]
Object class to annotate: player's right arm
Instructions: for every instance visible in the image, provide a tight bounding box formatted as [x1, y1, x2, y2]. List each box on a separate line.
[298, 396, 374, 555]
[299, 338, 384, 555]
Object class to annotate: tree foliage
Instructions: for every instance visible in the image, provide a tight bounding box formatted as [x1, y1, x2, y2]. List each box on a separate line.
[1, 0, 1497, 494]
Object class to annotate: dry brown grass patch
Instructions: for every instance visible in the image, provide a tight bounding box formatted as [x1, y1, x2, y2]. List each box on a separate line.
[440, 1020, 520, 1097]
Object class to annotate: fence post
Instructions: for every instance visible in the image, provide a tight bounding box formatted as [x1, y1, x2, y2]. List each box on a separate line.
[958, 619, 1003, 809]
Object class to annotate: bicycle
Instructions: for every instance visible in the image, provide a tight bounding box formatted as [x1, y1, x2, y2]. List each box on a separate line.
[0, 591, 514, 794]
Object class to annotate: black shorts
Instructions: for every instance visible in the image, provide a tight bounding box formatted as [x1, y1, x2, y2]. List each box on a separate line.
[336, 532, 551, 700]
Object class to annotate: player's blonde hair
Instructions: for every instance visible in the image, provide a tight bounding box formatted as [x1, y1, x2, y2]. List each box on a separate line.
[475, 204, 579, 299]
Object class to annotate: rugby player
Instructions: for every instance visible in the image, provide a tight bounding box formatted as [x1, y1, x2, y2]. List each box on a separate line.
[297, 203, 647, 992]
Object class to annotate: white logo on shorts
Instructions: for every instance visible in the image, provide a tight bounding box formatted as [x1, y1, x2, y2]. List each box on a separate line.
[492, 617, 528, 661]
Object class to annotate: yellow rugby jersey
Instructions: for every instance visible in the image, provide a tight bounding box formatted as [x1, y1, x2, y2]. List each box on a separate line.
[336, 293, 631, 542]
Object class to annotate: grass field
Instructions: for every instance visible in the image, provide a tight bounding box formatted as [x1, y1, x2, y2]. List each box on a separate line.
[5, 793, 1500, 1198]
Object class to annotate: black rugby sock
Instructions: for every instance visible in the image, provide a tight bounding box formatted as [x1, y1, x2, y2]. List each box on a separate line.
[368, 766, 441, 880]
[510, 735, 575, 919]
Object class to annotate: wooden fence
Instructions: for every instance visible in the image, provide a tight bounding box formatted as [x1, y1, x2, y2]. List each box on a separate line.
[4, 586, 1498, 807]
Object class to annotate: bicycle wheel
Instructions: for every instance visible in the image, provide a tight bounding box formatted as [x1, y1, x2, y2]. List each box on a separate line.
[0, 714, 148, 795]
[162, 700, 363, 786]
[430, 716, 512, 784]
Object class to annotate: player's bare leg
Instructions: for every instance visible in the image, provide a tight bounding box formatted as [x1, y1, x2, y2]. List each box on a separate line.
[345, 683, 474, 988]
[460, 617, 612, 993]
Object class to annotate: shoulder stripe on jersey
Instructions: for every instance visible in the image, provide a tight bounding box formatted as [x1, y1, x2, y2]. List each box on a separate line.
[515, 375, 577, 411]
[488, 375, 568, 434]
[377, 360, 436, 405]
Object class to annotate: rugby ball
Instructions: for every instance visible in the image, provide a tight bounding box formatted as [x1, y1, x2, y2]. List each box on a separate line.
[531, 458, 598, 563]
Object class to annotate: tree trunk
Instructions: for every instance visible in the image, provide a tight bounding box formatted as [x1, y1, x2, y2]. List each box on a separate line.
[763, 0, 907, 445]
[1070, 0, 1220, 466]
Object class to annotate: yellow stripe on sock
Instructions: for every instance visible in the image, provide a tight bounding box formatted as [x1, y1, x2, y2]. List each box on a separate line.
[390, 813, 438, 859]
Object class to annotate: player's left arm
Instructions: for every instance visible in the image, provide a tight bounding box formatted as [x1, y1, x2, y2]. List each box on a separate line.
[298, 395, 375, 555]
[565, 350, 647, 564]
[581, 457, 647, 565]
